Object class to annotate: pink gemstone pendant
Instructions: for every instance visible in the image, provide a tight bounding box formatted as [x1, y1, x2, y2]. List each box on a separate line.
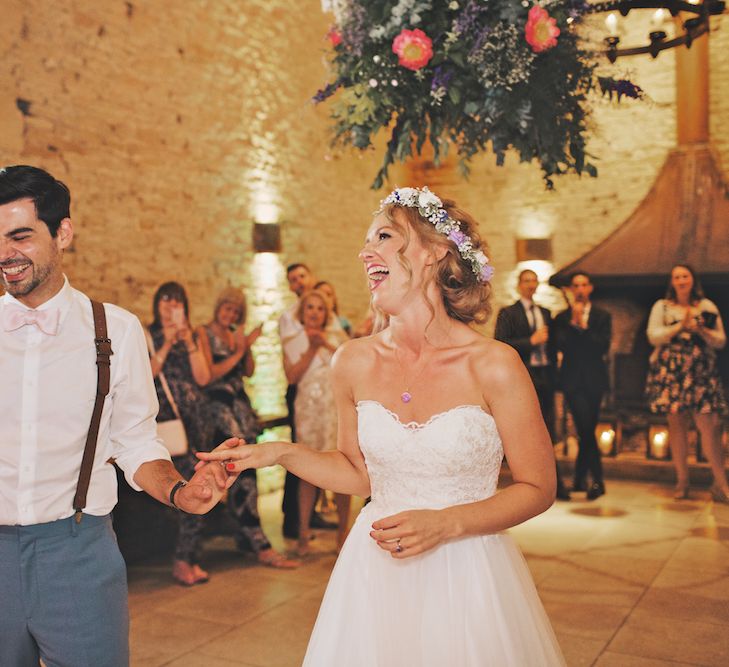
[401, 391, 412, 403]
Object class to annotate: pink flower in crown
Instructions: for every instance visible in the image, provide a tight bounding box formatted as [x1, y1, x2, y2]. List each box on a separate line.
[525, 5, 560, 53]
[327, 27, 342, 46]
[392, 29, 434, 71]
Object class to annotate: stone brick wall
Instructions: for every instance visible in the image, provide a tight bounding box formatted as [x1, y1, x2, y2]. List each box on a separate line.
[2, 2, 728, 412]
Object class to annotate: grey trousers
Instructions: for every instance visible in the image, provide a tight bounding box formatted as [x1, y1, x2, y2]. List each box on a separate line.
[0, 513, 129, 667]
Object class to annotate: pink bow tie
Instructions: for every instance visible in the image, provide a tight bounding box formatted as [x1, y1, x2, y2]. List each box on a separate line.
[1, 304, 60, 335]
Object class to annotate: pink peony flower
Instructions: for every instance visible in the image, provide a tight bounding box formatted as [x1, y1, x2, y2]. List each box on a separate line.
[525, 5, 560, 53]
[392, 28, 433, 71]
[327, 27, 342, 47]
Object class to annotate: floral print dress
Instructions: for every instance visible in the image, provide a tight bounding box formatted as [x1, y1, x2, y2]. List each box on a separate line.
[202, 325, 270, 554]
[149, 324, 213, 564]
[645, 299, 727, 415]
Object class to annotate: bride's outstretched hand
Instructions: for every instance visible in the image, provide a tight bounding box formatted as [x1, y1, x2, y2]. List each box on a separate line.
[369, 509, 451, 559]
[195, 439, 282, 473]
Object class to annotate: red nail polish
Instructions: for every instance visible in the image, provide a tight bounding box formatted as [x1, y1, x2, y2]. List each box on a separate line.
[226, 463, 236, 471]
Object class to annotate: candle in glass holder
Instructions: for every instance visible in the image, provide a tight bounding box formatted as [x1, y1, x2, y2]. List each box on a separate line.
[605, 12, 619, 36]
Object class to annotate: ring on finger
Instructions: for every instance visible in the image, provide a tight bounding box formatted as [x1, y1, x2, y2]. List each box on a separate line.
[395, 538, 403, 553]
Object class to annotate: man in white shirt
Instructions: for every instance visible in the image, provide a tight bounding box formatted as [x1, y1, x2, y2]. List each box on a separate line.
[553, 271, 612, 500]
[0, 165, 235, 667]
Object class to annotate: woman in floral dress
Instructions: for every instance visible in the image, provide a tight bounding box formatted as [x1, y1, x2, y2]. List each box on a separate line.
[147, 281, 214, 585]
[646, 264, 729, 502]
[197, 287, 298, 568]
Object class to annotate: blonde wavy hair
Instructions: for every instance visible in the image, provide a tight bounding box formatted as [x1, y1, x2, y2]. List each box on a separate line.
[372, 200, 492, 331]
[213, 287, 247, 326]
[296, 288, 334, 329]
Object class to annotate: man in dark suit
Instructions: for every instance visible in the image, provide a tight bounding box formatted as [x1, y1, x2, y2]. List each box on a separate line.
[495, 269, 570, 500]
[553, 271, 612, 500]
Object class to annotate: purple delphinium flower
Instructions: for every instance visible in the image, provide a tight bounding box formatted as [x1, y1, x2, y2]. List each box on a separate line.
[313, 79, 343, 104]
[448, 229, 468, 246]
[453, 0, 487, 36]
[431, 66, 454, 92]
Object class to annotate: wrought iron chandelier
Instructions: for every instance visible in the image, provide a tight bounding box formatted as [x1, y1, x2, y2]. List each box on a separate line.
[586, 0, 726, 62]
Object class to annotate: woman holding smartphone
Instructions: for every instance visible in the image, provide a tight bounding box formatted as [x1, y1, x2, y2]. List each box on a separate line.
[646, 264, 729, 502]
[197, 287, 298, 568]
[148, 282, 213, 585]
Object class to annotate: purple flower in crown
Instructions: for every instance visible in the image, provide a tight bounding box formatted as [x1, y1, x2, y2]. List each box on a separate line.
[479, 264, 495, 282]
[448, 229, 467, 246]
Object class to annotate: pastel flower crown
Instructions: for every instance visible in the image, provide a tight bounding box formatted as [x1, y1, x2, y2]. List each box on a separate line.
[380, 186, 494, 283]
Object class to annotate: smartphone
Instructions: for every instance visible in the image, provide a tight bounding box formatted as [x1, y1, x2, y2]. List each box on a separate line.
[700, 311, 718, 329]
[171, 307, 185, 328]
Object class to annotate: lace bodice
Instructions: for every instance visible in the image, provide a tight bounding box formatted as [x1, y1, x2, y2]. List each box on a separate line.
[356, 400, 504, 513]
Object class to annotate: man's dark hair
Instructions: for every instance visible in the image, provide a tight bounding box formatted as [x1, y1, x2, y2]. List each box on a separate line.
[0, 165, 71, 237]
[286, 262, 310, 275]
[518, 269, 537, 282]
[569, 271, 592, 285]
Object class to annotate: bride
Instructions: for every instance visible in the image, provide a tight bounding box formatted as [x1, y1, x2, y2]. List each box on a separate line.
[198, 187, 565, 666]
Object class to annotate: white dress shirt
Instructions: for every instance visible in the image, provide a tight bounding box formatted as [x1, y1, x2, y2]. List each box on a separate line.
[520, 298, 548, 367]
[0, 278, 171, 526]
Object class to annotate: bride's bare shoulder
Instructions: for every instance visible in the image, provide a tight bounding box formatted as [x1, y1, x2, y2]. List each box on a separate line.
[331, 332, 385, 373]
[466, 334, 525, 382]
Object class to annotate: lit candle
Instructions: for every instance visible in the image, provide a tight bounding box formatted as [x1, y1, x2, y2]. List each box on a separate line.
[651, 430, 668, 458]
[651, 8, 667, 29]
[605, 12, 619, 36]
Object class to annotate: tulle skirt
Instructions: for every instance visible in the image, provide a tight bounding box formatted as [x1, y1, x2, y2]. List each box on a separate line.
[303, 504, 565, 666]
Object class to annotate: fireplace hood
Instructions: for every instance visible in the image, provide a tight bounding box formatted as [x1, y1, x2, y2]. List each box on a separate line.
[550, 143, 729, 288]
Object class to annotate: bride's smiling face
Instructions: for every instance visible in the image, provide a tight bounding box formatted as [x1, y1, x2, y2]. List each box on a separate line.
[359, 209, 431, 314]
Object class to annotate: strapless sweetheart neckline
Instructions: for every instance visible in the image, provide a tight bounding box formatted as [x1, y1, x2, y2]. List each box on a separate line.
[356, 399, 494, 431]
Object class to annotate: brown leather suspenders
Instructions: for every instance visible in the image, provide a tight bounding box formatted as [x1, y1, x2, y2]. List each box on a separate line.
[72, 299, 113, 523]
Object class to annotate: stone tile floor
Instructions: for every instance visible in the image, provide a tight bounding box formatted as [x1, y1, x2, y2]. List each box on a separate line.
[128, 480, 729, 666]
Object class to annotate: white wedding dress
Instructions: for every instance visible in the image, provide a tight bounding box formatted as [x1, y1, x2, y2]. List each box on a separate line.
[302, 400, 565, 666]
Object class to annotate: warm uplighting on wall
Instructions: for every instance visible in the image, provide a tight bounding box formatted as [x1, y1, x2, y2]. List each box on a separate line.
[246, 245, 289, 420]
[648, 426, 671, 460]
[248, 168, 281, 225]
[596, 423, 618, 457]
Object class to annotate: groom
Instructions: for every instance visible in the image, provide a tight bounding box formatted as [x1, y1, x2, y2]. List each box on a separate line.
[0, 165, 236, 666]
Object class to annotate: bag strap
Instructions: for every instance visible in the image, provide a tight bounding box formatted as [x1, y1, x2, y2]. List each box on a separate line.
[73, 300, 113, 523]
[145, 328, 183, 420]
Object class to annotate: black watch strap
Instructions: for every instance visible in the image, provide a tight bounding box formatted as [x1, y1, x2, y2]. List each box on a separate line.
[169, 480, 188, 510]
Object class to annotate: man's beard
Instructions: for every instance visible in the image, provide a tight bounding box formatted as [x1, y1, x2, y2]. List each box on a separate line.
[1, 260, 54, 298]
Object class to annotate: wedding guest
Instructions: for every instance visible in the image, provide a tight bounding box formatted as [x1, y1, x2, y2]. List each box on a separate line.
[553, 272, 611, 500]
[315, 280, 352, 336]
[147, 281, 218, 585]
[197, 287, 298, 567]
[495, 269, 570, 500]
[645, 264, 729, 502]
[199, 186, 564, 665]
[278, 263, 342, 538]
[0, 166, 232, 667]
[283, 289, 350, 554]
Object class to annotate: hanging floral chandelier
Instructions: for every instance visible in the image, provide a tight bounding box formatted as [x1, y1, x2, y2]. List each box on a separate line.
[315, 1, 599, 189]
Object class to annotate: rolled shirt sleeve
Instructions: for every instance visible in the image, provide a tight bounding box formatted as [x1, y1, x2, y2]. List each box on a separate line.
[108, 312, 171, 490]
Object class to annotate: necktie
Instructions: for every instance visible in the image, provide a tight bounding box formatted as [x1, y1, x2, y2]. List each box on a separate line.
[529, 304, 538, 333]
[1, 304, 60, 335]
